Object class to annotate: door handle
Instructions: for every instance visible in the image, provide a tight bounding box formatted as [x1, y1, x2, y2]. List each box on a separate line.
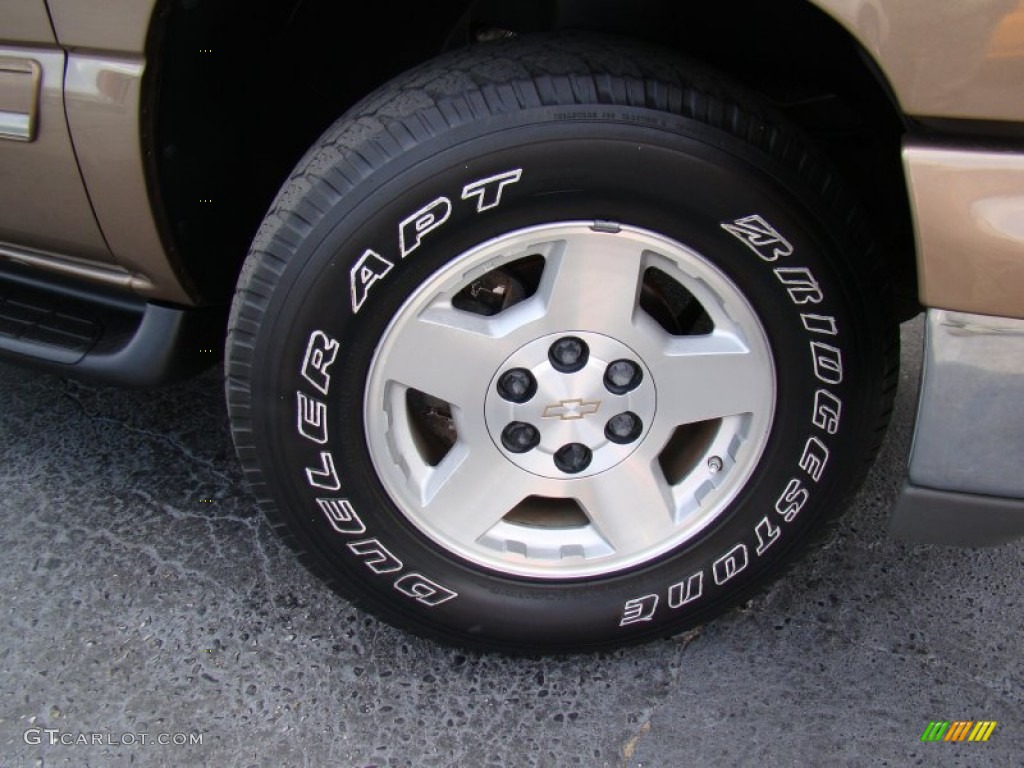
[0, 57, 41, 142]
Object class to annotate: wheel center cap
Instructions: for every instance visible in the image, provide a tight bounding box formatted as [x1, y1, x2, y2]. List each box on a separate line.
[485, 332, 656, 479]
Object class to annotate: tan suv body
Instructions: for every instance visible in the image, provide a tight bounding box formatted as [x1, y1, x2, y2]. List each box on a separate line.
[3, 1, 1023, 311]
[1, 0, 1022, 649]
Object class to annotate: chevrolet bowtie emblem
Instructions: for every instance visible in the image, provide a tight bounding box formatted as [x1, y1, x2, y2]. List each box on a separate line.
[542, 399, 602, 420]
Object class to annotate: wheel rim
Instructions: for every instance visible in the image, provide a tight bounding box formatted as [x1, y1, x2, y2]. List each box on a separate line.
[364, 222, 775, 579]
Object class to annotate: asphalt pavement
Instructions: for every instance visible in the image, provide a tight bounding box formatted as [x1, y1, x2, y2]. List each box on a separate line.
[1, 315, 1022, 767]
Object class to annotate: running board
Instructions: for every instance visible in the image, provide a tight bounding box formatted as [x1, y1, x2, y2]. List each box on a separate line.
[0, 264, 224, 386]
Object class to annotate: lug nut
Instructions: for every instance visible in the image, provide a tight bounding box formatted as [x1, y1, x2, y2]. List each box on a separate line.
[501, 422, 540, 453]
[496, 368, 537, 403]
[604, 359, 642, 394]
[548, 336, 589, 373]
[605, 412, 643, 444]
[554, 442, 593, 474]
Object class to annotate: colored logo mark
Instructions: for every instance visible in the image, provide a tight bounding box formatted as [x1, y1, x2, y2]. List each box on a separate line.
[542, 399, 602, 421]
[920, 721, 997, 742]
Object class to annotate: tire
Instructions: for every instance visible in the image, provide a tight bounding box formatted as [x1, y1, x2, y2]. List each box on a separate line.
[226, 35, 897, 653]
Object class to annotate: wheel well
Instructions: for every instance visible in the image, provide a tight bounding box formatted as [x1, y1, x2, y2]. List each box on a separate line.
[146, 0, 917, 316]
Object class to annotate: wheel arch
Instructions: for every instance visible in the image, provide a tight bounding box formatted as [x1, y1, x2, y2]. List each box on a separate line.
[144, 0, 916, 315]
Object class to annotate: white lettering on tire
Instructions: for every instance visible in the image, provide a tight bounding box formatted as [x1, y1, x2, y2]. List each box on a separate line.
[298, 175, 554, 605]
[775, 478, 810, 522]
[810, 341, 844, 385]
[301, 331, 340, 395]
[801, 313, 839, 336]
[305, 450, 341, 491]
[399, 197, 452, 257]
[296, 392, 328, 444]
[619, 594, 659, 626]
[348, 539, 404, 574]
[798, 437, 830, 482]
[754, 516, 782, 556]
[667, 572, 703, 609]
[774, 267, 823, 305]
[316, 498, 366, 535]
[720, 214, 794, 261]
[713, 544, 749, 585]
[394, 573, 459, 606]
[349, 250, 394, 313]
[461, 168, 523, 212]
[349, 170, 523, 313]
[620, 214, 850, 630]
[812, 389, 842, 435]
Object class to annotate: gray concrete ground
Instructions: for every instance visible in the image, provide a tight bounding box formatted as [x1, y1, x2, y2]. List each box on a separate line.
[0, 316, 1021, 767]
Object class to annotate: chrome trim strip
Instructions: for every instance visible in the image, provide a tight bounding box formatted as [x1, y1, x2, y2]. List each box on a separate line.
[0, 242, 153, 293]
[0, 111, 31, 141]
[908, 309, 1024, 498]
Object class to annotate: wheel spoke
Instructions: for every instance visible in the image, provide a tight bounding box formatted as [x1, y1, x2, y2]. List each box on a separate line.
[419, 445, 532, 545]
[376, 307, 501, 408]
[575, 462, 677, 555]
[651, 333, 772, 427]
[533, 230, 645, 333]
